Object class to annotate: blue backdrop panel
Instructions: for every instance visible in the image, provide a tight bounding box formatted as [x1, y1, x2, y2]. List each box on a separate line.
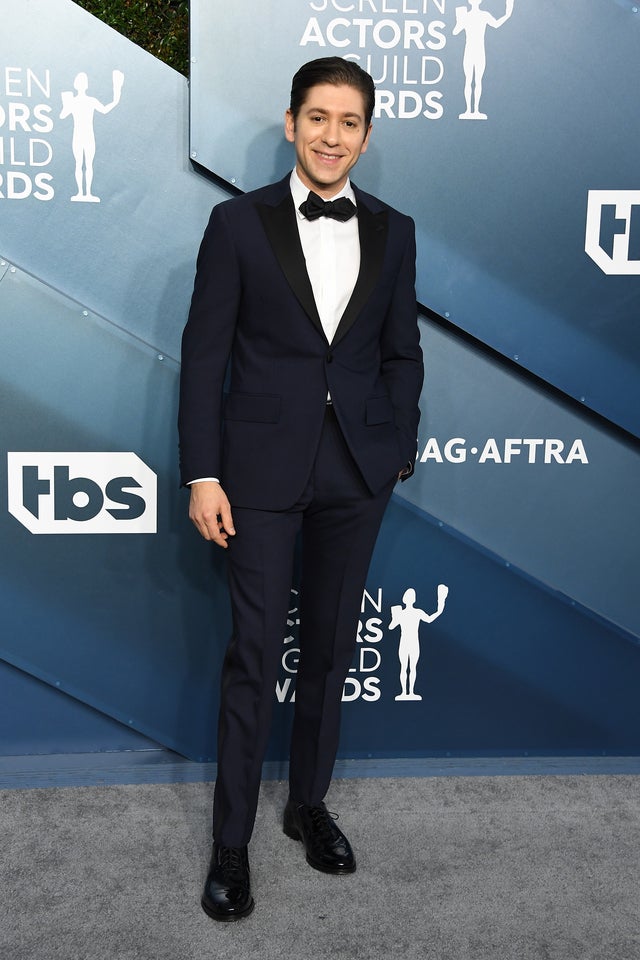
[0, 261, 231, 759]
[411, 320, 640, 641]
[0, 0, 230, 362]
[0, 661, 153, 756]
[325, 497, 640, 758]
[191, 0, 640, 437]
[0, 0, 234, 759]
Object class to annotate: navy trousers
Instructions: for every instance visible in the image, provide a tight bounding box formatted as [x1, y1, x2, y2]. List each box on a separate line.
[213, 406, 395, 846]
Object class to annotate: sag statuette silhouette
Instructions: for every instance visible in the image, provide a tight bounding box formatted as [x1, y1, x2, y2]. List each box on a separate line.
[389, 585, 448, 701]
[60, 70, 124, 202]
[453, 0, 514, 120]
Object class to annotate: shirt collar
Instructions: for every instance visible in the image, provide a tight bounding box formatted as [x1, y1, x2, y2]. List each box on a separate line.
[290, 169, 356, 220]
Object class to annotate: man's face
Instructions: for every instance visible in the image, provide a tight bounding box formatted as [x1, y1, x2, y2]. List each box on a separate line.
[285, 83, 372, 198]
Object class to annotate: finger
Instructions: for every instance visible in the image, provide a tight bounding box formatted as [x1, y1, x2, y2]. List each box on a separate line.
[209, 523, 229, 548]
[218, 500, 235, 538]
[210, 514, 229, 550]
[189, 504, 220, 544]
[191, 513, 214, 542]
[198, 510, 229, 548]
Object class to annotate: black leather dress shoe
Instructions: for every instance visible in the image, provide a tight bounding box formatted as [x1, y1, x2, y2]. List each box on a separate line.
[201, 843, 254, 921]
[283, 799, 356, 874]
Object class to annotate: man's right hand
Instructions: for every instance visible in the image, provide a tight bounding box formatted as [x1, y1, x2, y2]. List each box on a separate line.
[188, 481, 235, 548]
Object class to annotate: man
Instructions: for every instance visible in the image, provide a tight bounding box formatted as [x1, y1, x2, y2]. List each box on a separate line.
[178, 57, 423, 921]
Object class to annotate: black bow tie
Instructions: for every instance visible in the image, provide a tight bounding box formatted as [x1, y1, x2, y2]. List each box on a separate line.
[299, 191, 357, 222]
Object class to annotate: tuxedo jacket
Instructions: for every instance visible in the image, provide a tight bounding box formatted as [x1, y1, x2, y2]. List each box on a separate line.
[178, 173, 423, 511]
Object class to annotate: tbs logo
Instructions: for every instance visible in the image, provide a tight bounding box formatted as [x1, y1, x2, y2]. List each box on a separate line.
[7, 453, 157, 534]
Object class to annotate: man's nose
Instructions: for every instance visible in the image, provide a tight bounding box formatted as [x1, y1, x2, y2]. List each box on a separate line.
[322, 121, 340, 145]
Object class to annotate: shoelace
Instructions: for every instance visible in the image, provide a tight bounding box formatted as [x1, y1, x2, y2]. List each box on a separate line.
[308, 804, 340, 843]
[217, 846, 249, 883]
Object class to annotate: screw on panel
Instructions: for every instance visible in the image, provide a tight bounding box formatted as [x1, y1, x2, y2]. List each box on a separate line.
[157, 355, 164, 361]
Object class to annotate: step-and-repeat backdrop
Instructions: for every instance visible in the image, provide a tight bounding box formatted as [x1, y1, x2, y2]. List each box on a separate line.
[1, 0, 638, 762]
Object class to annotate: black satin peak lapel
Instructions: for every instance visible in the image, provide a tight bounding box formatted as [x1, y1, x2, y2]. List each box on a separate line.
[255, 194, 325, 340]
[332, 201, 388, 347]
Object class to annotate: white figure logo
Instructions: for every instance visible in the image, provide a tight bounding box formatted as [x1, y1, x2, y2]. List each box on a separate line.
[389, 585, 448, 701]
[453, 0, 514, 120]
[60, 70, 124, 202]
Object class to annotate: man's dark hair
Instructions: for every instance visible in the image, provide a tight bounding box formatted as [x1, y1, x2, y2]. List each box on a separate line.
[290, 57, 376, 128]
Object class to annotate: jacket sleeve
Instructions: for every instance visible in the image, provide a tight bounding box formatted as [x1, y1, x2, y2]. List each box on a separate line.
[178, 202, 240, 486]
[379, 217, 424, 471]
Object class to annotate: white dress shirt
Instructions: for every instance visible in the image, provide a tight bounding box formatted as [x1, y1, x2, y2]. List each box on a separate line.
[289, 168, 360, 345]
[190, 170, 361, 485]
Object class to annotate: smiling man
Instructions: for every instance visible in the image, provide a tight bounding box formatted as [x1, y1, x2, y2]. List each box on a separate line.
[179, 57, 423, 921]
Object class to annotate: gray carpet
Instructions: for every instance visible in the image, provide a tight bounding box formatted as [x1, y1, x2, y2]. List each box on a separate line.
[2, 775, 639, 960]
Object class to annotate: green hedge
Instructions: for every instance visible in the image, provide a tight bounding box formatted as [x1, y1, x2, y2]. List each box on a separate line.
[73, 0, 189, 76]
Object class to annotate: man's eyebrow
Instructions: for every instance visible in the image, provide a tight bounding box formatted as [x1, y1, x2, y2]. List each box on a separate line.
[304, 106, 363, 120]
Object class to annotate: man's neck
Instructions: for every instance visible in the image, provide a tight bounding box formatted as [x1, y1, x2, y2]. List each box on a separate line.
[291, 166, 352, 202]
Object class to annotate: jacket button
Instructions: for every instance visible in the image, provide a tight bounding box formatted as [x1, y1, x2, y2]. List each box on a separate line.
[326, 352, 333, 363]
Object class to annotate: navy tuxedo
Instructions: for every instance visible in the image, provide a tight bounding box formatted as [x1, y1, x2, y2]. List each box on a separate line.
[179, 173, 423, 846]
[179, 174, 423, 507]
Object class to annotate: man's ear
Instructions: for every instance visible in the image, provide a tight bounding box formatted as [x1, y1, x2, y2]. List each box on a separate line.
[284, 109, 295, 143]
[360, 123, 373, 155]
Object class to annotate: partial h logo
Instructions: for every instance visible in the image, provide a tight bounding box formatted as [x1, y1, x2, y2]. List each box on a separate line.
[585, 191, 640, 275]
[7, 452, 157, 534]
